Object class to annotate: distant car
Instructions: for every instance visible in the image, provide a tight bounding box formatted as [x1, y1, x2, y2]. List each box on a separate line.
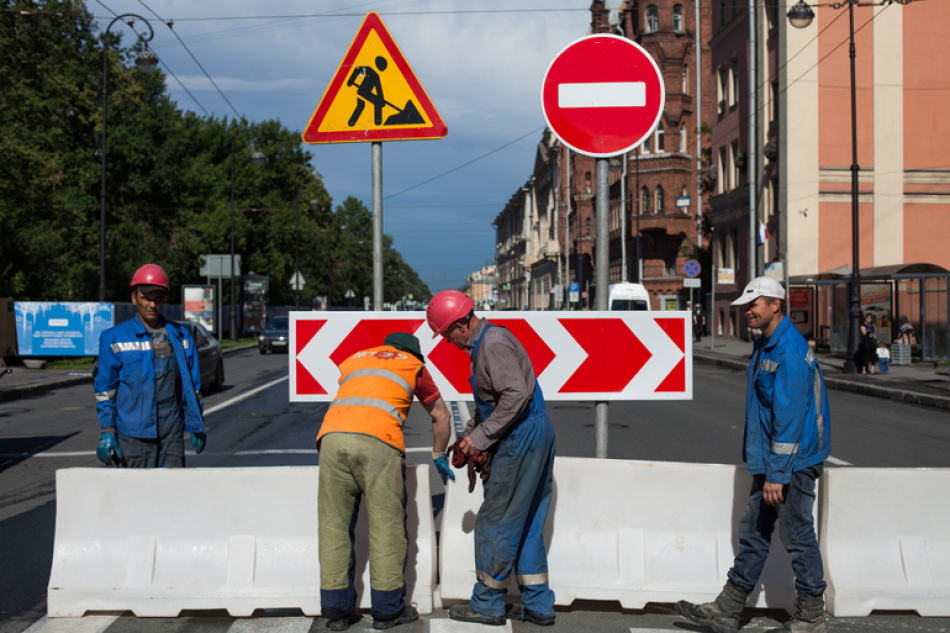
[259, 316, 290, 354]
[93, 321, 224, 394]
[176, 320, 225, 393]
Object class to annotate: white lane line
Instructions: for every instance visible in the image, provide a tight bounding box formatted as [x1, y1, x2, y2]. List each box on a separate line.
[430, 619, 512, 633]
[233, 447, 433, 456]
[559, 81, 646, 108]
[24, 614, 118, 633]
[204, 375, 289, 415]
[827, 456, 853, 466]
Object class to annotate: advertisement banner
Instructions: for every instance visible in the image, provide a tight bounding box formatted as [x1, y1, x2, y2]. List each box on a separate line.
[14, 302, 113, 356]
[182, 285, 216, 332]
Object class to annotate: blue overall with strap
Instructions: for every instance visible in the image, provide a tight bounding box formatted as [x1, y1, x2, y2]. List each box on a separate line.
[468, 323, 556, 618]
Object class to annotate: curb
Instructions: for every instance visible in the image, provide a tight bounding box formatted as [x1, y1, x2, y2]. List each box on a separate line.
[0, 374, 93, 403]
[693, 353, 950, 411]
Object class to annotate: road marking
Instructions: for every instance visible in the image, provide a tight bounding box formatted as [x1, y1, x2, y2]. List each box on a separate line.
[431, 619, 511, 633]
[205, 375, 289, 415]
[827, 456, 853, 466]
[234, 447, 433, 456]
[24, 615, 118, 633]
[559, 81, 646, 108]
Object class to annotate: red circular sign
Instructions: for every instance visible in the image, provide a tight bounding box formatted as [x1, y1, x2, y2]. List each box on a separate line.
[541, 34, 665, 158]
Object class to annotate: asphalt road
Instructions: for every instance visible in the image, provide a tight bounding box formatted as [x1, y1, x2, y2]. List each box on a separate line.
[2, 350, 949, 633]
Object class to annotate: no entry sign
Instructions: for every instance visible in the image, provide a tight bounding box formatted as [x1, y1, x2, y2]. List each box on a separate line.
[290, 312, 691, 402]
[541, 34, 665, 157]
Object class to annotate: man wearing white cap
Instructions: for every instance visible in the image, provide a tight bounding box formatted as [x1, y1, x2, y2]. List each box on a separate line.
[675, 276, 832, 633]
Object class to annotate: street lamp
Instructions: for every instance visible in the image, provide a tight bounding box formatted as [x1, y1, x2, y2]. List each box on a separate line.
[229, 141, 265, 340]
[788, 0, 861, 373]
[99, 14, 158, 302]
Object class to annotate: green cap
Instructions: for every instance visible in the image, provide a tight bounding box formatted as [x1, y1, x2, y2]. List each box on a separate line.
[384, 332, 424, 362]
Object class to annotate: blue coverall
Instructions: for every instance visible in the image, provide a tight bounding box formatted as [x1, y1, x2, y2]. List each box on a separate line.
[468, 324, 557, 619]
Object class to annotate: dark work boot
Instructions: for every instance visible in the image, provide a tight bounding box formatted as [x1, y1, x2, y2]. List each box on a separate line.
[675, 581, 750, 633]
[765, 593, 827, 633]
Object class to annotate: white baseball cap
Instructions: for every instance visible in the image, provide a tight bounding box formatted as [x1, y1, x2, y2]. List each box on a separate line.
[731, 276, 786, 306]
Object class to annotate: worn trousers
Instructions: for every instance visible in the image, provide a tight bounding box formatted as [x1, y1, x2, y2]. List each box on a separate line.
[318, 433, 407, 620]
[727, 463, 826, 597]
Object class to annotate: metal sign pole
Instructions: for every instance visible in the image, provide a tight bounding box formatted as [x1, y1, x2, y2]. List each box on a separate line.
[372, 142, 384, 311]
[595, 158, 610, 459]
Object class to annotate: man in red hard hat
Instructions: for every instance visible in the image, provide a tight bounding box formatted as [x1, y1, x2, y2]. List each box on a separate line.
[94, 264, 206, 467]
[428, 290, 557, 627]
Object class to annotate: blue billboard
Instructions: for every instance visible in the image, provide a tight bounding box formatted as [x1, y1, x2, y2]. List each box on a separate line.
[14, 302, 113, 356]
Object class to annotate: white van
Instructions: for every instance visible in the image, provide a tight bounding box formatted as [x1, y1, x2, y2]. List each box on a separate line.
[608, 283, 651, 311]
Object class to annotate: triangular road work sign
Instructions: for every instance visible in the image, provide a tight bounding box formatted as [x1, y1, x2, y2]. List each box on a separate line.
[302, 12, 448, 144]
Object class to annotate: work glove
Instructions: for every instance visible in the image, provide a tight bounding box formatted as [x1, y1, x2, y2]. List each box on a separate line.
[96, 433, 123, 467]
[433, 454, 455, 485]
[191, 432, 207, 455]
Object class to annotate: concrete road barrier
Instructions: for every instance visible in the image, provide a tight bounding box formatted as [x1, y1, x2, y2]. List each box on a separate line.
[47, 465, 435, 617]
[439, 456, 805, 612]
[821, 468, 950, 616]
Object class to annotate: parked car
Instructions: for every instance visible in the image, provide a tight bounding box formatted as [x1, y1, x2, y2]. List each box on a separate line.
[259, 316, 290, 354]
[176, 320, 225, 393]
[92, 321, 224, 394]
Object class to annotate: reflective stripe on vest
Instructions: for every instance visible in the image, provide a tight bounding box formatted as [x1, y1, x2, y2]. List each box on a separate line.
[317, 346, 423, 453]
[111, 341, 152, 353]
[806, 348, 825, 447]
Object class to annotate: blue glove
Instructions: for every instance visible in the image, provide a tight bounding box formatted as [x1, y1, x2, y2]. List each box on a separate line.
[191, 432, 207, 455]
[96, 433, 123, 466]
[433, 454, 455, 485]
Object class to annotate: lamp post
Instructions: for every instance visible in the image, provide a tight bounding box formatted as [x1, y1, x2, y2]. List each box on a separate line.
[229, 141, 265, 340]
[99, 14, 158, 302]
[788, 0, 861, 373]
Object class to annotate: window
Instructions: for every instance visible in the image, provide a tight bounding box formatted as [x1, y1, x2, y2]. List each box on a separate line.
[718, 67, 728, 115]
[682, 65, 689, 95]
[585, 217, 591, 237]
[680, 124, 687, 153]
[731, 141, 741, 187]
[718, 147, 727, 193]
[673, 5, 683, 32]
[646, 5, 659, 33]
[641, 187, 651, 214]
[642, 134, 651, 154]
[656, 186, 665, 213]
[771, 81, 779, 124]
[731, 58, 740, 108]
[655, 123, 665, 152]
[585, 172, 591, 194]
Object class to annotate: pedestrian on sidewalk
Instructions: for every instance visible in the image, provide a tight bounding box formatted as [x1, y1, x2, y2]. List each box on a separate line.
[94, 264, 206, 468]
[316, 332, 454, 631]
[428, 290, 557, 627]
[675, 276, 832, 633]
[860, 314, 878, 375]
[877, 341, 890, 375]
[693, 303, 707, 343]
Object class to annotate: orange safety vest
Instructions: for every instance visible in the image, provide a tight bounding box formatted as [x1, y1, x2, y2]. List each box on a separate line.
[317, 345, 423, 453]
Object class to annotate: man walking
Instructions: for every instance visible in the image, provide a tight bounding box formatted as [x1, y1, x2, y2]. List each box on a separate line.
[675, 277, 831, 633]
[316, 332, 454, 631]
[94, 264, 206, 468]
[427, 290, 556, 627]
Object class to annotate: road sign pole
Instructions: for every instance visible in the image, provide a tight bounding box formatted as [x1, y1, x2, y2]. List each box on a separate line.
[372, 142, 383, 311]
[595, 158, 610, 459]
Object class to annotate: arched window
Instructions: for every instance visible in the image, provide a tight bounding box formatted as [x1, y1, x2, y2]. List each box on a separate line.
[646, 6, 659, 33]
[641, 135, 651, 154]
[641, 187, 651, 214]
[656, 186, 665, 213]
[680, 124, 687, 152]
[655, 123, 665, 152]
[682, 65, 689, 94]
[585, 217, 592, 237]
[673, 5, 683, 31]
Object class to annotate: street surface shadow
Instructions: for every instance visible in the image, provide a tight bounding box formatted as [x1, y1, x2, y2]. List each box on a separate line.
[0, 433, 79, 473]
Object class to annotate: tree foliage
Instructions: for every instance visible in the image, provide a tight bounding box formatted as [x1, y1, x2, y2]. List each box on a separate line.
[0, 0, 431, 306]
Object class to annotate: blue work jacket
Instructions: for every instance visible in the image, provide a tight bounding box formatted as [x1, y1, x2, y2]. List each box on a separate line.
[744, 315, 831, 484]
[95, 316, 205, 438]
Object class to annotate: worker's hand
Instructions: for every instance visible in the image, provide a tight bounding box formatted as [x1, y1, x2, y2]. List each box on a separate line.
[458, 435, 476, 457]
[96, 433, 123, 466]
[763, 481, 785, 507]
[191, 432, 207, 455]
[433, 455, 455, 485]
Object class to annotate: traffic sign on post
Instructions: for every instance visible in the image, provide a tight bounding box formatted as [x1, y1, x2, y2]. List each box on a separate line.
[541, 34, 665, 157]
[684, 259, 701, 278]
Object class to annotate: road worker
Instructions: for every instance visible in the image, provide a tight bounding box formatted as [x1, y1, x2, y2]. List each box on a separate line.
[316, 332, 454, 631]
[428, 290, 557, 627]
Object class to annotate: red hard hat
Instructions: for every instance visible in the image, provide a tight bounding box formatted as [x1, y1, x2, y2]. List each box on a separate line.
[427, 290, 474, 338]
[130, 264, 170, 291]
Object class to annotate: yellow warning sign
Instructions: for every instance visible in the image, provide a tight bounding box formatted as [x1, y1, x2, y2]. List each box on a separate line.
[302, 12, 447, 144]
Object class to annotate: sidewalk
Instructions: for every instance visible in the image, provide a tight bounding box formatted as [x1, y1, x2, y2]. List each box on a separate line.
[693, 335, 950, 411]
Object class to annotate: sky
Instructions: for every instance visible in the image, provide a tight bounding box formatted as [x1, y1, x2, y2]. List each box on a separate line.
[90, 1, 596, 294]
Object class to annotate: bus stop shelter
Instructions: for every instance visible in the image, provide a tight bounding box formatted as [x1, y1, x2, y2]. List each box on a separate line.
[788, 263, 950, 363]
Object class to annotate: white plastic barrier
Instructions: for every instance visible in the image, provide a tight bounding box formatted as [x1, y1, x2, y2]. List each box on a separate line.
[48, 465, 435, 617]
[821, 468, 950, 616]
[439, 456, 807, 612]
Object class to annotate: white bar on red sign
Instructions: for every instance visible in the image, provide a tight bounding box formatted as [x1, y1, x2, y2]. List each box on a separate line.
[290, 311, 691, 402]
[558, 82, 646, 109]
